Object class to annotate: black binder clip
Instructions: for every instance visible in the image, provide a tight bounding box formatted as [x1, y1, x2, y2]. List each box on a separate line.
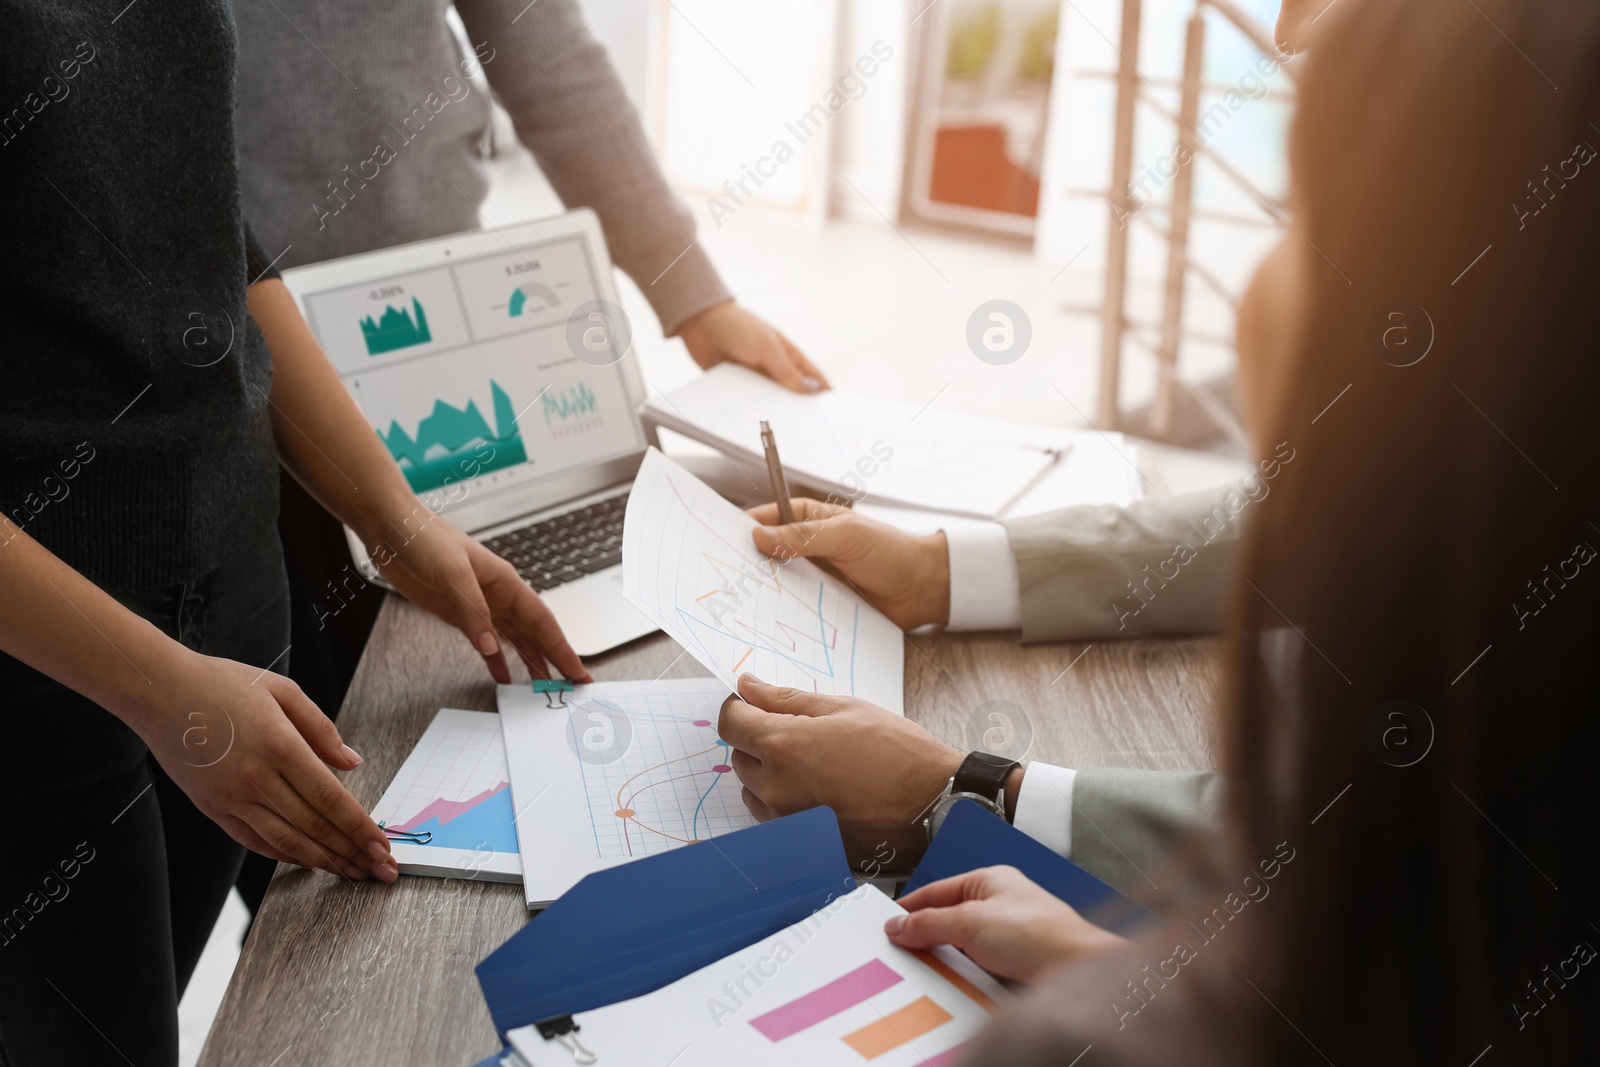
[533, 678, 574, 708]
[536, 1014, 597, 1064]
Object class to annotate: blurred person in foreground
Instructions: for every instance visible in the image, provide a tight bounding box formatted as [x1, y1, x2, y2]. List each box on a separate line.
[730, 0, 1600, 1061]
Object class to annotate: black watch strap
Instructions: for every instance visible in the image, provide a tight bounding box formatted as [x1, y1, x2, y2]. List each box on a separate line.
[952, 751, 1020, 805]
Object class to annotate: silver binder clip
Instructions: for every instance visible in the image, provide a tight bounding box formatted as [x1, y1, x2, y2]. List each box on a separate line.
[536, 1015, 597, 1064]
[533, 678, 574, 708]
[379, 824, 432, 844]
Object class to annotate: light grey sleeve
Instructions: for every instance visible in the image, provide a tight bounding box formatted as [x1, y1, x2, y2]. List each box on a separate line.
[1000, 488, 1248, 642]
[1070, 768, 1222, 895]
[456, 0, 732, 334]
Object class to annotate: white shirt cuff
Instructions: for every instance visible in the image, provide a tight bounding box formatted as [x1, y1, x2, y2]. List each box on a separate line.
[943, 522, 1022, 631]
[1012, 762, 1077, 858]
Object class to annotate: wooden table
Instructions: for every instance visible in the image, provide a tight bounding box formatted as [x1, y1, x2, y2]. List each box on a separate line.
[198, 596, 1222, 1066]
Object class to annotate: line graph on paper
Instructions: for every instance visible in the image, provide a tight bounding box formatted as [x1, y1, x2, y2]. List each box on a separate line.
[564, 689, 756, 860]
[620, 448, 904, 714]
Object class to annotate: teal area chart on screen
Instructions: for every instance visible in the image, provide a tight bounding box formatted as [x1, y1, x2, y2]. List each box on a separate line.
[361, 296, 432, 355]
[378, 379, 528, 492]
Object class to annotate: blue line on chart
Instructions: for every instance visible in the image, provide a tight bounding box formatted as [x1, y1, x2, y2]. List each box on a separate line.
[567, 711, 603, 857]
[850, 602, 858, 695]
[690, 739, 732, 842]
[816, 581, 832, 675]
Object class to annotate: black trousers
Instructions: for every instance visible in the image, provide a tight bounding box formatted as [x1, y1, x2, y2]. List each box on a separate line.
[234, 475, 381, 919]
[0, 525, 290, 1067]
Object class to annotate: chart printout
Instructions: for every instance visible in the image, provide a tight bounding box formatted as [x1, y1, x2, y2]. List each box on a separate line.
[507, 884, 1009, 1067]
[620, 448, 904, 715]
[369, 708, 522, 883]
[497, 678, 759, 907]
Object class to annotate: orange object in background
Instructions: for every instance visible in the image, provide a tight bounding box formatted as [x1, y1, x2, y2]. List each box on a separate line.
[927, 123, 1042, 217]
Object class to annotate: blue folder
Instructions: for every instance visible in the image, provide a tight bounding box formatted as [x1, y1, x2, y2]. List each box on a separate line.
[474, 806, 856, 1041]
[903, 799, 1162, 938]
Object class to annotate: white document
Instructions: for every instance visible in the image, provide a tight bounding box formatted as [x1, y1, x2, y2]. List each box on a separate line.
[497, 678, 759, 908]
[508, 885, 1008, 1067]
[621, 447, 904, 714]
[857, 432, 1144, 536]
[643, 365, 1063, 519]
[369, 709, 521, 883]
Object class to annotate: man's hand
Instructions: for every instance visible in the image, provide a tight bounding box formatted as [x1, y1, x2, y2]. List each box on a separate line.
[719, 674, 962, 867]
[678, 301, 829, 393]
[749, 499, 950, 631]
[364, 502, 592, 685]
[885, 866, 1127, 982]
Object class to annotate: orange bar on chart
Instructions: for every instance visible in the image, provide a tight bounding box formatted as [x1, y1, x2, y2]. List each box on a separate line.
[911, 950, 999, 1013]
[842, 996, 953, 1059]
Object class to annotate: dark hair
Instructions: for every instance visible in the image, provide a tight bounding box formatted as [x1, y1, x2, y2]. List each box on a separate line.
[970, 1, 1600, 1062]
[1222, 0, 1600, 1060]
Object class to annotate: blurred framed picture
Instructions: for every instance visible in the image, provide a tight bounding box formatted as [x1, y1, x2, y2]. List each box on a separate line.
[901, 0, 1059, 241]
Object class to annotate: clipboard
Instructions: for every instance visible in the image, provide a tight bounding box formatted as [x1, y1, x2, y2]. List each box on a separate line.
[474, 806, 856, 1041]
[904, 799, 1162, 938]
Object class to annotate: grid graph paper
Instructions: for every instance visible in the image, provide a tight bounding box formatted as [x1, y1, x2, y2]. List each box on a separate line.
[373, 712, 508, 833]
[498, 678, 763, 906]
[565, 685, 753, 860]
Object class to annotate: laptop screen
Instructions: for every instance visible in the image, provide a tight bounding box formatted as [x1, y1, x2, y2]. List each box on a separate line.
[299, 231, 647, 515]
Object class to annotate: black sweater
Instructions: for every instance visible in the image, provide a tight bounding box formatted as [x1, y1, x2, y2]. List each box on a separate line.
[0, 0, 281, 590]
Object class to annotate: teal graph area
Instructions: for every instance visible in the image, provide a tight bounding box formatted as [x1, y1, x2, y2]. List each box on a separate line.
[543, 382, 599, 425]
[379, 379, 528, 492]
[362, 297, 432, 355]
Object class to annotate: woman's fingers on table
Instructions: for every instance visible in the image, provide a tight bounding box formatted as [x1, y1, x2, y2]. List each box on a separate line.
[267, 672, 362, 770]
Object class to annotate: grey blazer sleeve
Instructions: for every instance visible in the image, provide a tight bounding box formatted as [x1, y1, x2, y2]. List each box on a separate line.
[1070, 768, 1222, 894]
[1000, 488, 1248, 642]
[458, 0, 733, 334]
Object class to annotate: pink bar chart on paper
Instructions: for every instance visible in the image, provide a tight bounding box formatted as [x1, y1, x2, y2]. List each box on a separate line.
[748, 959, 904, 1041]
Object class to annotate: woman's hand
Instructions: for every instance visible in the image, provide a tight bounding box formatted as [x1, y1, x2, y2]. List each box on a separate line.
[135, 649, 398, 882]
[677, 300, 829, 393]
[363, 502, 592, 685]
[248, 279, 589, 684]
[0, 524, 396, 881]
[749, 499, 951, 630]
[885, 866, 1127, 982]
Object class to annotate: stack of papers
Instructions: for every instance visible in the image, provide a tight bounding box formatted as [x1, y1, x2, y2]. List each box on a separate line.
[644, 365, 1141, 521]
[370, 709, 522, 883]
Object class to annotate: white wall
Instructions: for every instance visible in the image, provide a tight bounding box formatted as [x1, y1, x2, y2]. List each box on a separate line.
[830, 0, 913, 222]
[578, 0, 651, 107]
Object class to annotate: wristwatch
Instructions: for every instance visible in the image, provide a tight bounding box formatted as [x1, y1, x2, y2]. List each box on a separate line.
[924, 751, 1021, 841]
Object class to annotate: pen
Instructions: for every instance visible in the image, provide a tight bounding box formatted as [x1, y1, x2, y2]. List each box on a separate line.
[760, 420, 796, 526]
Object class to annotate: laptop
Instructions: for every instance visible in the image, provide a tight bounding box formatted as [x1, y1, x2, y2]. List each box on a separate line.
[281, 209, 658, 655]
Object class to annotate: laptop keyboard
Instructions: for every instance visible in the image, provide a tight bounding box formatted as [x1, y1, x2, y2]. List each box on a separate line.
[482, 492, 628, 592]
